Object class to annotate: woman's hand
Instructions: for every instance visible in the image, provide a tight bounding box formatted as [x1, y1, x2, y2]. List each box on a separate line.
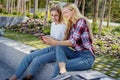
[42, 36, 56, 45]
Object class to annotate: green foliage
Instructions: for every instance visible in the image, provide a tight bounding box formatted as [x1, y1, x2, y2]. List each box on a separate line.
[96, 40, 104, 47]
[111, 0, 120, 23]
[91, 22, 98, 35]
[42, 26, 50, 35]
[33, 12, 45, 19]
[111, 44, 119, 50]
[101, 27, 110, 36]
[26, 13, 33, 18]
[0, 8, 2, 13]
[111, 26, 120, 36]
[12, 10, 17, 15]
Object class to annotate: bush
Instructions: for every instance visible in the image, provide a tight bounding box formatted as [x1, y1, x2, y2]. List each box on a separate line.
[111, 44, 119, 50]
[2, 10, 8, 14]
[91, 22, 98, 35]
[101, 27, 110, 36]
[111, 26, 120, 36]
[12, 10, 18, 15]
[42, 25, 50, 35]
[95, 40, 104, 47]
[26, 13, 33, 18]
[0, 8, 2, 13]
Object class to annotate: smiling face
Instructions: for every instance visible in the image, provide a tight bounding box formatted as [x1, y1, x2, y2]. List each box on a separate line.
[50, 10, 60, 24]
[63, 7, 74, 20]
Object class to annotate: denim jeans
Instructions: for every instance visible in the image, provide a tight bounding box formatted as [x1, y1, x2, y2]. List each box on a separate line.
[52, 46, 95, 78]
[15, 46, 56, 78]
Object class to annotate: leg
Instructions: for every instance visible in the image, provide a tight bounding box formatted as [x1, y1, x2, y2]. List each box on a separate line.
[55, 46, 78, 74]
[53, 46, 95, 78]
[28, 51, 56, 76]
[9, 46, 55, 80]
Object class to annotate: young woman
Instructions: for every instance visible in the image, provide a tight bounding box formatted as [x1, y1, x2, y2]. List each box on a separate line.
[6, 5, 66, 80]
[42, 3, 95, 79]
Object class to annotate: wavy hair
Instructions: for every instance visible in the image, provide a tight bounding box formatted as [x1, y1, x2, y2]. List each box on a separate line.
[63, 3, 92, 40]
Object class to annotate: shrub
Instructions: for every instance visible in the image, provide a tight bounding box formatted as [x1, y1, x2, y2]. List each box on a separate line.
[91, 22, 98, 35]
[42, 25, 50, 35]
[111, 44, 119, 50]
[95, 40, 104, 47]
[0, 8, 2, 13]
[26, 13, 33, 18]
[12, 10, 17, 15]
[2, 10, 8, 14]
[101, 27, 110, 36]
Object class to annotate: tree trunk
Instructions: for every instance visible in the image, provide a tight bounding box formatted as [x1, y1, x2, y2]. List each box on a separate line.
[93, 0, 99, 23]
[107, 0, 112, 27]
[8, 0, 10, 13]
[6, 0, 9, 12]
[33, 0, 38, 17]
[82, 0, 85, 15]
[17, 0, 20, 12]
[10, 0, 13, 14]
[29, 0, 31, 13]
[23, 0, 26, 16]
[44, 0, 49, 26]
[13, 0, 15, 10]
[21, 0, 23, 14]
[98, 0, 107, 38]
[74, 0, 82, 8]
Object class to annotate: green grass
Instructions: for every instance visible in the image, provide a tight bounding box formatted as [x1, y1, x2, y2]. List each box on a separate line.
[92, 56, 120, 79]
[4, 30, 47, 49]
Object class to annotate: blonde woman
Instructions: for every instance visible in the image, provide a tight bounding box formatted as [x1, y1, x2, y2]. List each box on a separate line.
[43, 3, 95, 79]
[6, 5, 66, 80]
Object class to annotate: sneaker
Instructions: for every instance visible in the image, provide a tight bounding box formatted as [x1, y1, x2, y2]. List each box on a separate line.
[53, 72, 72, 80]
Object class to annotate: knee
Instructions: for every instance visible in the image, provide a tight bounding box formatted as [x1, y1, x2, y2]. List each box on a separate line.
[56, 46, 67, 50]
[23, 54, 33, 62]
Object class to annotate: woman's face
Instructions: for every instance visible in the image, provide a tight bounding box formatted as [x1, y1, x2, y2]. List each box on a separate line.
[50, 10, 60, 23]
[63, 7, 74, 20]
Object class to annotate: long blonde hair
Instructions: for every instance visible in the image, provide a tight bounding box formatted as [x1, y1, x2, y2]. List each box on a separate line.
[63, 3, 92, 40]
[50, 4, 63, 23]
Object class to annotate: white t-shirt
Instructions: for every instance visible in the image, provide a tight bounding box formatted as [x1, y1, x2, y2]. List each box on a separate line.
[50, 22, 66, 40]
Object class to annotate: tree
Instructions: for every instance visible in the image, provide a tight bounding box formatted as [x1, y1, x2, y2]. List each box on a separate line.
[17, 0, 20, 12]
[107, 0, 112, 27]
[81, 0, 85, 15]
[98, 0, 107, 38]
[33, 0, 38, 17]
[93, 0, 99, 23]
[23, 0, 26, 16]
[29, 0, 31, 13]
[6, 0, 9, 12]
[10, 0, 13, 14]
[74, 0, 82, 8]
[44, 0, 49, 26]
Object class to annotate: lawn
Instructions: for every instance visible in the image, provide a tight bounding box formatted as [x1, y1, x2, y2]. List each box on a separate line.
[4, 30, 47, 49]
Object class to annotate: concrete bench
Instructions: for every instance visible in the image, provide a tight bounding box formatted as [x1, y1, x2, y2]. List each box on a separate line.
[0, 37, 115, 80]
[0, 16, 28, 35]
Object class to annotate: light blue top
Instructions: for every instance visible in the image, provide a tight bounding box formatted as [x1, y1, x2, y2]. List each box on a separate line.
[50, 22, 67, 40]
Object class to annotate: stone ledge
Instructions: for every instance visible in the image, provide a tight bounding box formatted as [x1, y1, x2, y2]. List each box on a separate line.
[0, 37, 115, 80]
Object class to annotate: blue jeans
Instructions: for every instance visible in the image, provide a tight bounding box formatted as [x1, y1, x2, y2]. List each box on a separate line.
[52, 46, 95, 78]
[15, 46, 56, 78]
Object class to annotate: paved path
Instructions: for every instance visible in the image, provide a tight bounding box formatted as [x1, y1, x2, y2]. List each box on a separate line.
[93, 57, 120, 80]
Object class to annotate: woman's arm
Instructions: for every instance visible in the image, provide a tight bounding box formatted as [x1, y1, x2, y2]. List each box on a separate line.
[42, 36, 72, 46]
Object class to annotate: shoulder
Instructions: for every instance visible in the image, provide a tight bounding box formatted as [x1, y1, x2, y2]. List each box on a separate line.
[77, 18, 86, 24]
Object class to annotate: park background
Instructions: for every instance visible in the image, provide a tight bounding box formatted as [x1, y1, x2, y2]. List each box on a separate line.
[0, 0, 120, 79]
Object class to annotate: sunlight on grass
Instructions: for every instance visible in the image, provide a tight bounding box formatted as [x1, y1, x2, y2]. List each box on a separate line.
[4, 30, 47, 49]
